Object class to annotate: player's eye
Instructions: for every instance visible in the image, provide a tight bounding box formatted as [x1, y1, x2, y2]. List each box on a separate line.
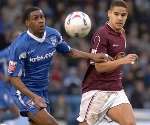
[40, 15, 45, 19]
[121, 13, 127, 17]
[32, 16, 38, 20]
[114, 12, 119, 16]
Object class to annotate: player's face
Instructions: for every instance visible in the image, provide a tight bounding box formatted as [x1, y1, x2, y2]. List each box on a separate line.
[27, 10, 46, 36]
[108, 6, 128, 31]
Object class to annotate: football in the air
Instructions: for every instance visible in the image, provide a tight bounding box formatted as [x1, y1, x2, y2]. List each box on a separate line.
[64, 11, 91, 38]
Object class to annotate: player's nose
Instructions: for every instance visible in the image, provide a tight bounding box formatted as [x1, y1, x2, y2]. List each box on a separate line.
[118, 15, 123, 21]
[38, 17, 45, 24]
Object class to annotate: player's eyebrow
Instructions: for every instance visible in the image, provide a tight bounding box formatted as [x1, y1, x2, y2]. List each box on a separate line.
[114, 11, 127, 15]
[121, 12, 127, 15]
[31, 13, 44, 19]
[32, 14, 43, 17]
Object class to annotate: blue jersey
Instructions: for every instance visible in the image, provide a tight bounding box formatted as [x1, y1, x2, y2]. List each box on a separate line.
[8, 26, 71, 91]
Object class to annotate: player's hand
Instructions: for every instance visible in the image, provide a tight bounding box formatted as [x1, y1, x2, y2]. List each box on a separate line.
[32, 95, 47, 109]
[92, 53, 113, 63]
[114, 52, 125, 60]
[119, 54, 138, 64]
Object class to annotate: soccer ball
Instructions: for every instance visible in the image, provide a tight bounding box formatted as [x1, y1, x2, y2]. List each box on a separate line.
[64, 11, 91, 38]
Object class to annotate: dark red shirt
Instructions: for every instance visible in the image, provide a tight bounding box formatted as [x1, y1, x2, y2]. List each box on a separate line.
[82, 23, 126, 93]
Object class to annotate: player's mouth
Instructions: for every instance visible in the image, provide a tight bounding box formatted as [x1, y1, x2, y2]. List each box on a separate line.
[116, 22, 123, 26]
[39, 25, 45, 30]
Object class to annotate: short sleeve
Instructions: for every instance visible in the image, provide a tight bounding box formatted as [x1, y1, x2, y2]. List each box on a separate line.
[91, 31, 108, 54]
[55, 31, 71, 54]
[8, 43, 26, 77]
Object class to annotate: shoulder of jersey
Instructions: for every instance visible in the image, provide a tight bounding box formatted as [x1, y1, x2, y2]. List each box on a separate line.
[94, 25, 107, 36]
[11, 32, 29, 49]
[98, 25, 107, 32]
[45, 26, 61, 36]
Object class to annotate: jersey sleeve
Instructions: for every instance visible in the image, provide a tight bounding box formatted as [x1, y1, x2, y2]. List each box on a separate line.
[8, 42, 26, 77]
[55, 31, 71, 54]
[91, 31, 108, 54]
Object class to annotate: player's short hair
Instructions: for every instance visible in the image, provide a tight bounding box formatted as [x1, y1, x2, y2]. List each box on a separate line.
[110, 0, 128, 10]
[22, 7, 41, 24]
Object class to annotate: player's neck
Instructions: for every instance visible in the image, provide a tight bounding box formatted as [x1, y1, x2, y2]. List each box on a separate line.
[28, 29, 44, 38]
[107, 22, 122, 33]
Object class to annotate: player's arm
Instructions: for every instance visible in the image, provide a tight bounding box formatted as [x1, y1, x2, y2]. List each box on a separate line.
[56, 38, 109, 63]
[95, 54, 138, 73]
[67, 48, 108, 63]
[0, 72, 9, 82]
[56, 41, 109, 63]
[9, 76, 47, 109]
[9, 76, 36, 98]
[7, 43, 35, 98]
[55, 30, 109, 63]
[8, 44, 46, 109]
[89, 31, 137, 73]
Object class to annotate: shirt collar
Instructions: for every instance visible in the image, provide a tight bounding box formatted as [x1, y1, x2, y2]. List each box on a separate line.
[27, 30, 46, 43]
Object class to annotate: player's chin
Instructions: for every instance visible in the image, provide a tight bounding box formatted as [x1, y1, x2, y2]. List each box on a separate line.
[115, 26, 122, 31]
[39, 28, 45, 33]
[39, 26, 45, 32]
[115, 24, 123, 30]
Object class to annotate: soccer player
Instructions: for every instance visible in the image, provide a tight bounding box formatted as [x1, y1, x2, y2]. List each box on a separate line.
[7, 7, 108, 125]
[77, 1, 138, 125]
[0, 48, 19, 123]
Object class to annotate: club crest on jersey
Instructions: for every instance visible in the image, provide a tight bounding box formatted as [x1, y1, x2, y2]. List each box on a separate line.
[8, 60, 17, 73]
[48, 36, 57, 46]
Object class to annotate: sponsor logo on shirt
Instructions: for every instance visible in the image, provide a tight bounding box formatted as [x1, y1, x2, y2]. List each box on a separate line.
[8, 61, 17, 73]
[19, 52, 27, 59]
[112, 44, 119, 47]
[27, 49, 35, 54]
[29, 50, 56, 63]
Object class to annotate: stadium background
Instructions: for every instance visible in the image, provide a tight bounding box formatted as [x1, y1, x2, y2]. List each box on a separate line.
[0, 0, 150, 125]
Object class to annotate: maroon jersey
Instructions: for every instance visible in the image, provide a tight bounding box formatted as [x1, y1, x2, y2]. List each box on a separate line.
[82, 23, 126, 93]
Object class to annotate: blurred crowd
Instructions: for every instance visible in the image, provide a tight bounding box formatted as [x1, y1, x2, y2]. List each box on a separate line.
[0, 0, 150, 124]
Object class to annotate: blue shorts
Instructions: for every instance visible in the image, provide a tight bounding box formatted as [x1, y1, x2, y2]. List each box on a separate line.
[0, 87, 15, 109]
[13, 89, 50, 117]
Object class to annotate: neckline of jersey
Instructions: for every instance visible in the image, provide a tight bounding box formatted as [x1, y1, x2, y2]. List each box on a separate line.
[105, 23, 122, 36]
[27, 30, 46, 43]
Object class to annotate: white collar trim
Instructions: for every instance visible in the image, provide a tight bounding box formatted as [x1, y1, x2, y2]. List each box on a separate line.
[27, 30, 46, 43]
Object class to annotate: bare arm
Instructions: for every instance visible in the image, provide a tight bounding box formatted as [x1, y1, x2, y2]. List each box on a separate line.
[9, 77, 36, 98]
[67, 48, 94, 59]
[9, 77, 47, 108]
[67, 48, 108, 62]
[95, 59, 124, 73]
[95, 54, 138, 73]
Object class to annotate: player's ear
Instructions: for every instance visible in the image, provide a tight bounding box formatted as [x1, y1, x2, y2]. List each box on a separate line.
[25, 20, 29, 27]
[107, 10, 111, 18]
